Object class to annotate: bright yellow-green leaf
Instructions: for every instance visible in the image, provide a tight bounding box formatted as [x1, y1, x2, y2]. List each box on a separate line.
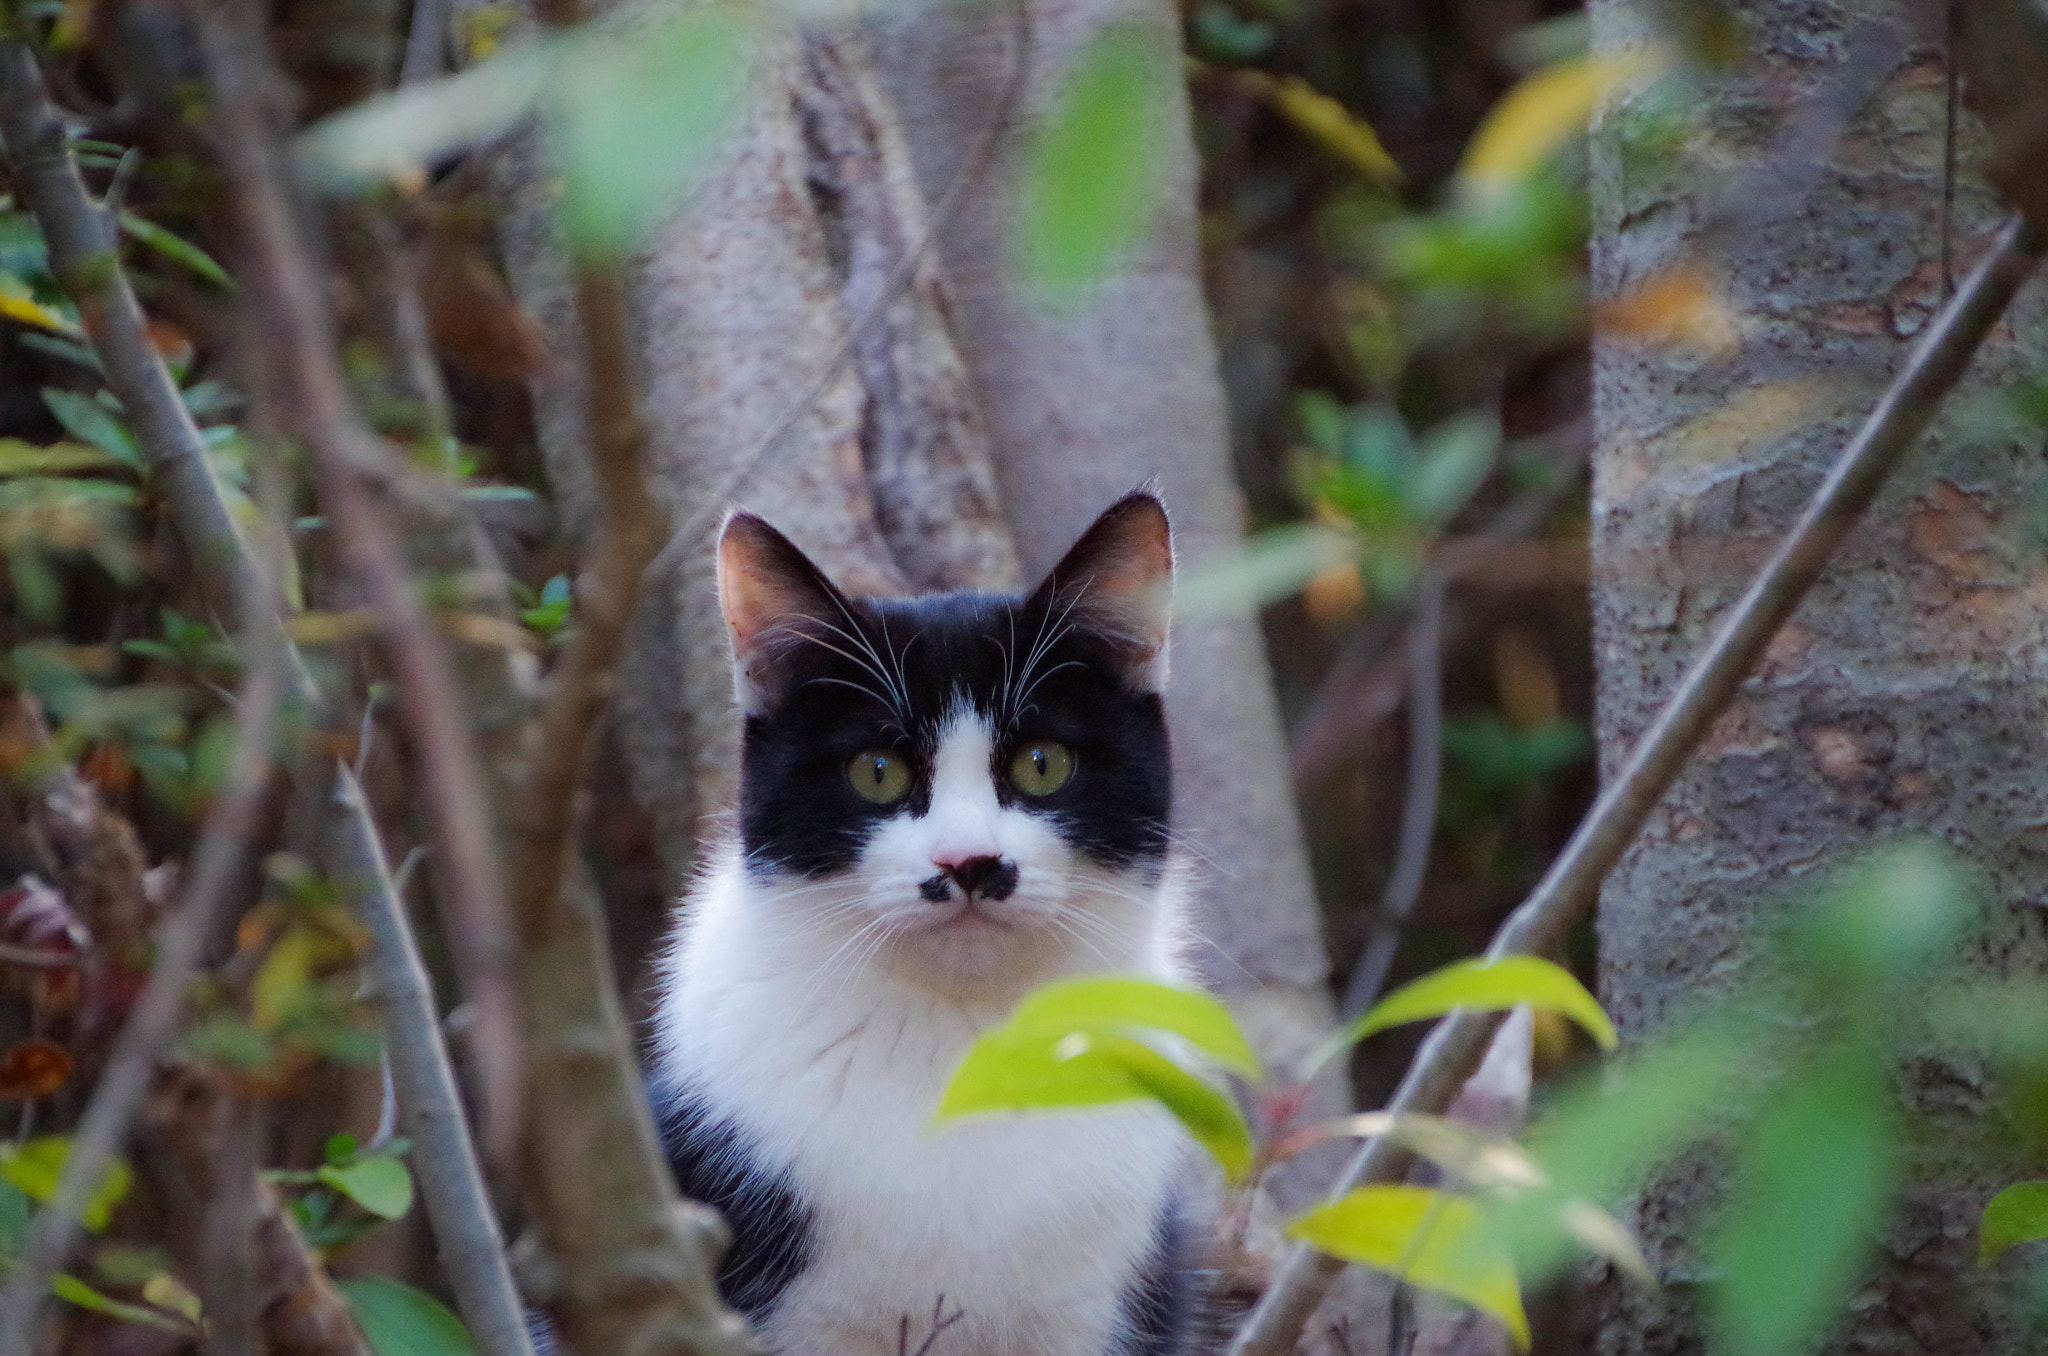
[938, 1027, 1156, 1120]
[1006, 977, 1261, 1078]
[0, 1138, 133, 1231]
[49, 1274, 191, 1334]
[117, 213, 233, 290]
[1268, 77, 1401, 185]
[251, 925, 323, 1031]
[1017, 23, 1172, 296]
[1302, 1112, 1545, 1191]
[317, 1155, 415, 1220]
[1289, 1185, 1530, 1349]
[1067, 1032, 1254, 1181]
[1456, 49, 1665, 199]
[0, 292, 79, 337]
[936, 1027, 1254, 1181]
[1309, 956, 1615, 1076]
[1980, 1181, 2048, 1264]
[141, 1273, 204, 1325]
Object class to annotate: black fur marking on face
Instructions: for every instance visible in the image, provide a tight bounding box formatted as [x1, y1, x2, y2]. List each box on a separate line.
[737, 585, 1173, 880]
[653, 1079, 814, 1319]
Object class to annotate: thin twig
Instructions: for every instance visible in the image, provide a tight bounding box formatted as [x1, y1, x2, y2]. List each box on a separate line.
[193, 0, 525, 1169]
[332, 768, 534, 1356]
[0, 941, 81, 969]
[1226, 216, 2046, 1356]
[1339, 571, 1444, 1019]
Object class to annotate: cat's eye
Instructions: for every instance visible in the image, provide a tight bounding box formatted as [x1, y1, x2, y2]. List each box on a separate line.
[848, 750, 912, 804]
[1008, 741, 1075, 797]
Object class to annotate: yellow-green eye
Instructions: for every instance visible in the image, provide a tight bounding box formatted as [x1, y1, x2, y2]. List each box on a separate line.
[1009, 741, 1075, 797]
[848, 750, 912, 804]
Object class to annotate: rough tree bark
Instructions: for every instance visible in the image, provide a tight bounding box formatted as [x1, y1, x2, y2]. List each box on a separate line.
[866, 0, 1337, 1131]
[502, 23, 1017, 879]
[1589, 1, 2048, 1350]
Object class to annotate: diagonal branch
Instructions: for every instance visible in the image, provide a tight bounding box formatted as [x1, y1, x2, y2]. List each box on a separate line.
[191, 0, 524, 1171]
[1228, 216, 2047, 1356]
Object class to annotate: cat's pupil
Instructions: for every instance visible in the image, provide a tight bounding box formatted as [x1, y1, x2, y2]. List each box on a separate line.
[868, 757, 886, 783]
[1030, 748, 1048, 775]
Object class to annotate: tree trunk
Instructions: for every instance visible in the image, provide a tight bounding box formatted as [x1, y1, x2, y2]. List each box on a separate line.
[866, 0, 1337, 1124]
[1589, 1, 2048, 1350]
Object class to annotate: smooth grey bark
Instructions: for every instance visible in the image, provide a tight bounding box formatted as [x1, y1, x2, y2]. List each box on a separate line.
[866, 0, 1337, 1109]
[1589, 2, 2047, 1350]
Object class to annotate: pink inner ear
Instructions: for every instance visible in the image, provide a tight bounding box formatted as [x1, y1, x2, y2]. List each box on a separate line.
[717, 514, 836, 658]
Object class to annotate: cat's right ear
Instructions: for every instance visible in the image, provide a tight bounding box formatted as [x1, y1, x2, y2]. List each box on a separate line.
[718, 512, 847, 713]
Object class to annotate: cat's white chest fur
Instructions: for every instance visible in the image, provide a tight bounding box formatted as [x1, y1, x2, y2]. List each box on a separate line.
[654, 853, 1198, 1356]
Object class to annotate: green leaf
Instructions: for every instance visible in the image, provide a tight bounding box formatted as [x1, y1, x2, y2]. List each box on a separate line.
[1005, 977, 1261, 1078]
[1789, 839, 1970, 991]
[0, 1176, 30, 1252]
[1405, 413, 1500, 525]
[1289, 1185, 1530, 1349]
[49, 1274, 192, 1334]
[0, 438, 129, 477]
[1173, 525, 1357, 619]
[39, 390, 141, 470]
[1308, 956, 1615, 1077]
[1709, 1048, 1895, 1356]
[0, 1138, 133, 1231]
[339, 1278, 475, 1356]
[1495, 1020, 1758, 1283]
[1980, 1181, 2048, 1264]
[116, 213, 232, 290]
[251, 926, 322, 1031]
[547, 6, 755, 259]
[935, 1028, 1253, 1180]
[316, 1156, 415, 1220]
[296, 41, 560, 192]
[1066, 1032, 1254, 1180]
[1016, 23, 1172, 296]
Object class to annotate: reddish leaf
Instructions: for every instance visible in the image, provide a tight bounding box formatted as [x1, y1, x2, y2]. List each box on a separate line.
[0, 1039, 73, 1098]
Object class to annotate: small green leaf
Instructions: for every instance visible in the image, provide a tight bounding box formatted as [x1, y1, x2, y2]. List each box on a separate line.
[117, 213, 232, 290]
[296, 41, 560, 192]
[339, 1278, 475, 1356]
[1173, 525, 1357, 620]
[1309, 956, 1615, 1077]
[0, 1176, 30, 1252]
[317, 1155, 414, 1220]
[547, 7, 755, 259]
[141, 1273, 203, 1325]
[0, 439, 127, 478]
[39, 390, 141, 470]
[0, 1139, 133, 1231]
[1405, 413, 1499, 525]
[1289, 1185, 1530, 1349]
[1006, 977, 1261, 1078]
[251, 926, 322, 1032]
[1709, 1048, 1895, 1356]
[1016, 23, 1172, 296]
[1980, 1181, 2048, 1264]
[49, 1274, 192, 1334]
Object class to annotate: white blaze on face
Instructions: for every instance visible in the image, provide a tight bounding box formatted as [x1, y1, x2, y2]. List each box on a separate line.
[860, 706, 1061, 916]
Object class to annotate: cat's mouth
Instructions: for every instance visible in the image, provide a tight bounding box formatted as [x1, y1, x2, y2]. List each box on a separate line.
[902, 897, 1020, 935]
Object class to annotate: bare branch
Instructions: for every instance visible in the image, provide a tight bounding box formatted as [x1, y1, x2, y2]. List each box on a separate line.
[192, 0, 524, 1169]
[1339, 571, 1443, 1020]
[1226, 218, 2047, 1356]
[331, 768, 535, 1356]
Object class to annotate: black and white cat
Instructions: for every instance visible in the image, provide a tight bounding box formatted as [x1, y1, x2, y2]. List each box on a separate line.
[648, 492, 1204, 1356]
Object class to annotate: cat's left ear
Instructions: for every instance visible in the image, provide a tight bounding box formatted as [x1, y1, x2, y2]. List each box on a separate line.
[1029, 490, 1174, 693]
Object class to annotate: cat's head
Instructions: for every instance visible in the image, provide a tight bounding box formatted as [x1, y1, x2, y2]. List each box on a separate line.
[717, 492, 1175, 991]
